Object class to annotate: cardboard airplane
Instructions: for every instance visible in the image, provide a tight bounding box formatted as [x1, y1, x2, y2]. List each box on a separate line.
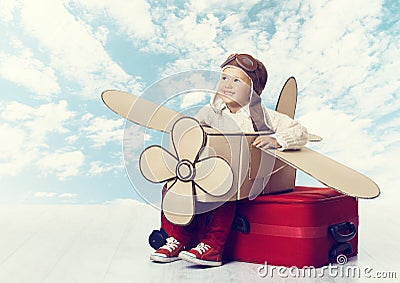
[102, 77, 380, 225]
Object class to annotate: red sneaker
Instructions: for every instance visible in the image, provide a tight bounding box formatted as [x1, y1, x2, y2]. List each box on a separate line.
[179, 242, 222, 267]
[150, 237, 184, 263]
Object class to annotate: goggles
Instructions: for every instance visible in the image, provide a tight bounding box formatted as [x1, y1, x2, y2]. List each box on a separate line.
[220, 53, 259, 72]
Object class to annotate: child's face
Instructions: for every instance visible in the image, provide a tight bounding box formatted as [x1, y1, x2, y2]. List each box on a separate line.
[217, 67, 252, 112]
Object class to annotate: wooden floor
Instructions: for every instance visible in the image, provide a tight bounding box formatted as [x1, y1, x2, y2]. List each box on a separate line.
[0, 199, 398, 283]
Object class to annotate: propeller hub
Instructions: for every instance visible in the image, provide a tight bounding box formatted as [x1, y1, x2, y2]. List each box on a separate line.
[176, 160, 195, 181]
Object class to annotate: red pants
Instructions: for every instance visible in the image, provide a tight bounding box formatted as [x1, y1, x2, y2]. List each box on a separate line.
[161, 201, 236, 253]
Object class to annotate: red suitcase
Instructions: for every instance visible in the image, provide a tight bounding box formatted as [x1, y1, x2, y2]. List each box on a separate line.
[150, 186, 358, 268]
[223, 186, 358, 267]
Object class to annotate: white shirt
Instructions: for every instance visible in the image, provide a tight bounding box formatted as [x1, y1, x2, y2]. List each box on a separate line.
[195, 102, 308, 150]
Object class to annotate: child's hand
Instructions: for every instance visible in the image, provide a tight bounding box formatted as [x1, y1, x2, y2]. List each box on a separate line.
[252, 136, 282, 149]
[200, 121, 212, 128]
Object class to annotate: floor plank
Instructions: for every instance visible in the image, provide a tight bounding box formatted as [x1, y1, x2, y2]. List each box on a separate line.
[0, 202, 398, 283]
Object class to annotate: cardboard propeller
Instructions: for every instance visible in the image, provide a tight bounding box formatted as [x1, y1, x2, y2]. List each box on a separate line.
[102, 77, 380, 223]
[139, 117, 234, 225]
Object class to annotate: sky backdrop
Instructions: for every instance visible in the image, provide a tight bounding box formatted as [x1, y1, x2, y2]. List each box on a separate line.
[0, 0, 399, 205]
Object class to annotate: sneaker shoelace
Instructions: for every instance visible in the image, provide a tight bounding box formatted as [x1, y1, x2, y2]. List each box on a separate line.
[193, 242, 211, 255]
[160, 237, 180, 253]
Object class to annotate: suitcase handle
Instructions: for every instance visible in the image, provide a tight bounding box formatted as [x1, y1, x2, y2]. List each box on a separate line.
[329, 222, 356, 243]
[329, 242, 353, 261]
[231, 215, 250, 234]
[148, 228, 169, 250]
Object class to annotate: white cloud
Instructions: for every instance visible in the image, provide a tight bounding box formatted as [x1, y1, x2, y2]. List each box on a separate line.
[297, 107, 400, 199]
[0, 49, 60, 99]
[122, 123, 155, 171]
[0, 124, 36, 176]
[104, 198, 147, 206]
[123, 123, 149, 152]
[0, 124, 25, 159]
[87, 161, 123, 176]
[136, 0, 396, 126]
[94, 26, 109, 45]
[0, 100, 130, 180]
[82, 116, 124, 148]
[298, 108, 380, 169]
[1, 101, 35, 121]
[82, 113, 94, 121]
[0, 100, 77, 178]
[14, 0, 142, 99]
[2, 100, 75, 146]
[298, 1, 380, 52]
[59, 193, 77, 198]
[28, 101, 75, 143]
[180, 91, 209, 108]
[0, 0, 19, 22]
[347, 39, 400, 119]
[371, 145, 400, 192]
[66, 135, 79, 145]
[67, 0, 156, 40]
[154, 14, 226, 74]
[37, 150, 85, 180]
[262, 0, 390, 104]
[189, 0, 262, 14]
[34, 192, 77, 198]
[35, 192, 58, 198]
[165, 13, 219, 51]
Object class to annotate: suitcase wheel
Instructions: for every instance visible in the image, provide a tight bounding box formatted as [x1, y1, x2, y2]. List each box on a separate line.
[148, 228, 169, 250]
[231, 215, 250, 234]
[329, 221, 356, 243]
[328, 242, 353, 262]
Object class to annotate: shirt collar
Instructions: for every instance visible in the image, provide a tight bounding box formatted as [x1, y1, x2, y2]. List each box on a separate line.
[221, 102, 251, 117]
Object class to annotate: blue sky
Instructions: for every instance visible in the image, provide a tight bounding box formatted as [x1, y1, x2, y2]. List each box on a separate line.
[0, 0, 399, 205]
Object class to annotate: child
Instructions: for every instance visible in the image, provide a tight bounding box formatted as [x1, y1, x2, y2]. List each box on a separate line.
[150, 53, 308, 267]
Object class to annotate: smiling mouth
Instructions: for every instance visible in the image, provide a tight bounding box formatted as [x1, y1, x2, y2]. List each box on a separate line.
[222, 90, 235, 96]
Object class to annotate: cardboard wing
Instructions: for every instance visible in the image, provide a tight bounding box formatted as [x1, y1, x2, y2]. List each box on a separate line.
[101, 90, 184, 133]
[262, 147, 380, 199]
[275, 77, 297, 118]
